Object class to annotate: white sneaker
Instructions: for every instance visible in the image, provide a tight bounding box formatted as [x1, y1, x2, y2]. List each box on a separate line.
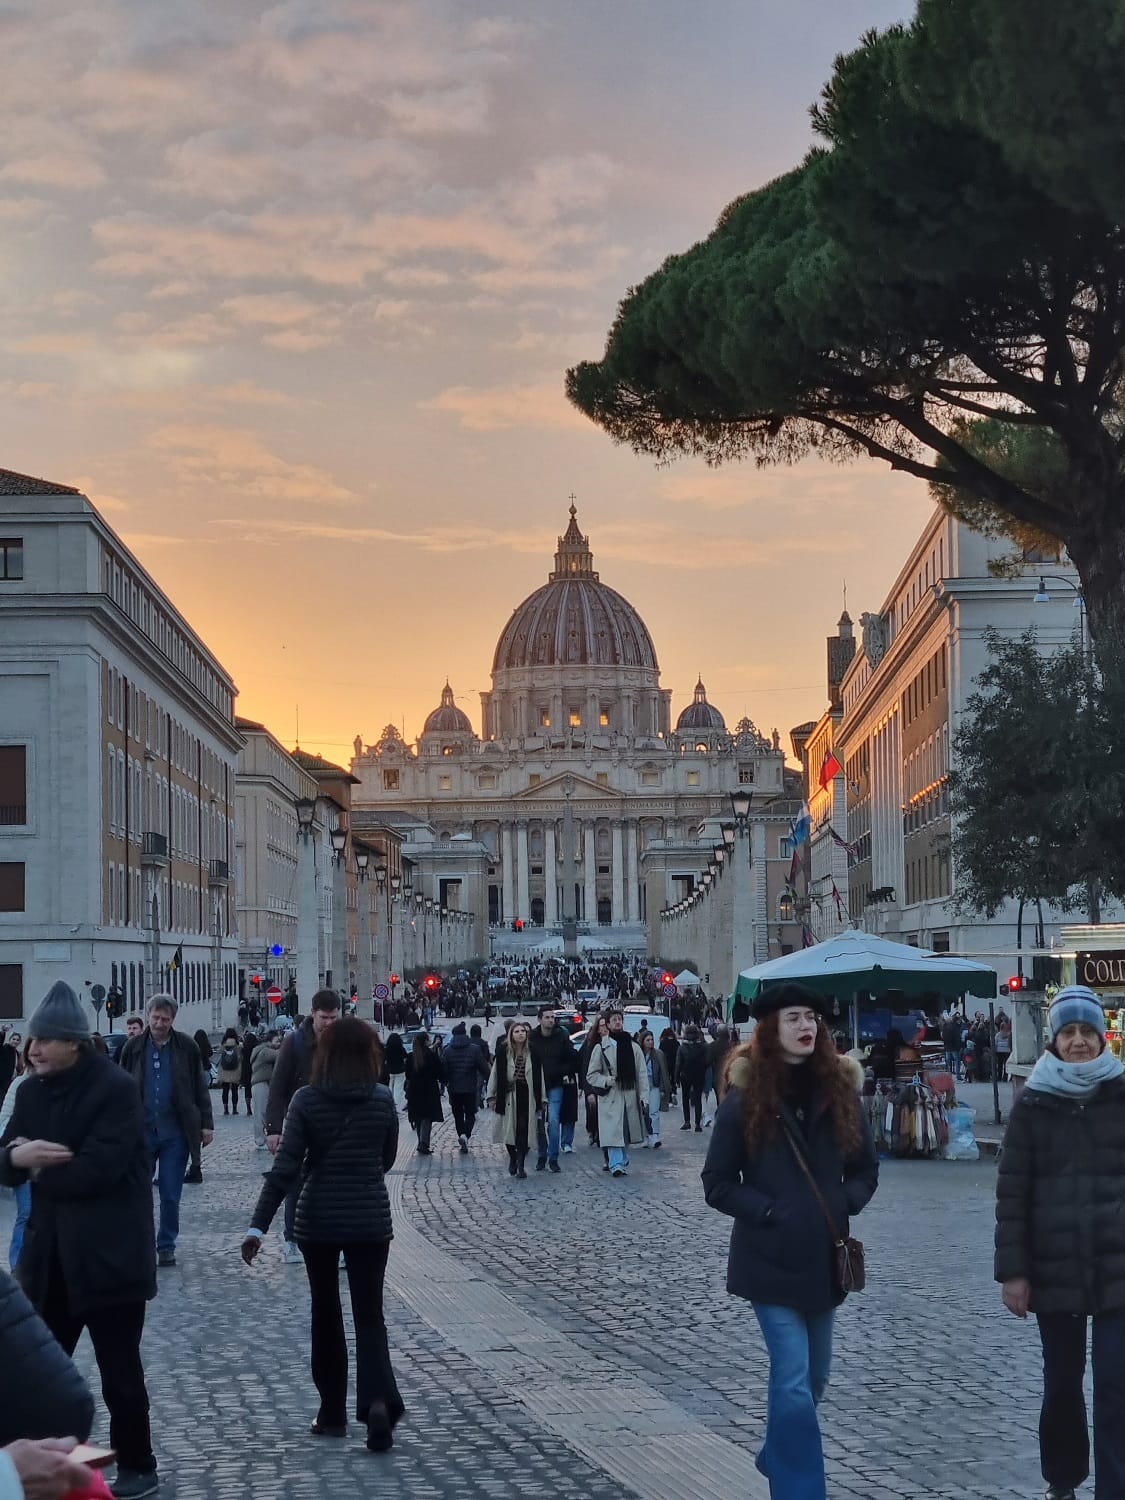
[703, 1116, 714, 1128]
[562, 1145, 574, 1153]
[281, 1240, 301, 1265]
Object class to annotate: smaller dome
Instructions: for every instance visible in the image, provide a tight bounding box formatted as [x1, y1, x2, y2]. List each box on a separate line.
[676, 678, 726, 733]
[423, 683, 473, 736]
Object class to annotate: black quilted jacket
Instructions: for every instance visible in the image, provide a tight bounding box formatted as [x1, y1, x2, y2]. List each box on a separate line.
[251, 1083, 399, 1244]
[0, 1269, 93, 1443]
[995, 1077, 1125, 1315]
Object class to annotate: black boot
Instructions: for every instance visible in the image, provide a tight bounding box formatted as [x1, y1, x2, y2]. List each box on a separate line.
[517, 1152, 528, 1180]
[507, 1147, 517, 1177]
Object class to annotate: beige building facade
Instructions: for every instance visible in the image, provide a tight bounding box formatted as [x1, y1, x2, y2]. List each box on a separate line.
[0, 468, 242, 1031]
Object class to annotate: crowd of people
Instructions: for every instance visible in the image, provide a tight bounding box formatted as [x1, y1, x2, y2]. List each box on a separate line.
[4, 965, 1125, 1499]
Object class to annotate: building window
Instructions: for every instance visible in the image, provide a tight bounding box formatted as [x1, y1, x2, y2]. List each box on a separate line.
[778, 836, 794, 859]
[539, 708, 551, 728]
[932, 929, 950, 953]
[0, 747, 26, 825]
[528, 774, 541, 787]
[478, 773, 497, 789]
[598, 864, 610, 875]
[694, 742, 709, 754]
[640, 770, 659, 786]
[738, 767, 754, 784]
[0, 965, 21, 1019]
[0, 539, 23, 581]
[0, 863, 25, 912]
[383, 770, 399, 790]
[599, 711, 610, 727]
[568, 709, 581, 727]
[441, 745, 453, 757]
[439, 775, 452, 791]
[686, 771, 700, 786]
[596, 772, 608, 787]
[531, 865, 543, 876]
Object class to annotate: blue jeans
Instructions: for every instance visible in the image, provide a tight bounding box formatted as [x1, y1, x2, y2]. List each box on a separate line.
[752, 1302, 834, 1499]
[945, 1049, 962, 1077]
[147, 1133, 189, 1254]
[9, 1181, 30, 1269]
[536, 1086, 565, 1163]
[607, 1146, 630, 1171]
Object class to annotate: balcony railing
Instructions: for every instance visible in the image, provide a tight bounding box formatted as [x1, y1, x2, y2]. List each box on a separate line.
[208, 859, 230, 886]
[0, 805, 26, 826]
[141, 831, 169, 866]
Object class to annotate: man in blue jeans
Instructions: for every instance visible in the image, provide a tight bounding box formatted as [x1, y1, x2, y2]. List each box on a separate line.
[120, 994, 213, 1268]
[530, 1006, 579, 1173]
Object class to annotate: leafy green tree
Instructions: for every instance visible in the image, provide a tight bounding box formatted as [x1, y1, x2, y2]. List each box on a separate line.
[567, 2, 1125, 690]
[949, 629, 1119, 922]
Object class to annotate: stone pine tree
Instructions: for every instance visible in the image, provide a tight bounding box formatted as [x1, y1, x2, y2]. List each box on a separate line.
[566, 0, 1125, 696]
[948, 630, 1120, 923]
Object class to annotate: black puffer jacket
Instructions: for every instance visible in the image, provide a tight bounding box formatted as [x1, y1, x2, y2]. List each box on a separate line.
[252, 1083, 399, 1244]
[676, 1039, 708, 1087]
[0, 1268, 93, 1443]
[995, 1077, 1125, 1314]
[0, 1049, 156, 1316]
[702, 1059, 878, 1313]
[444, 1032, 488, 1095]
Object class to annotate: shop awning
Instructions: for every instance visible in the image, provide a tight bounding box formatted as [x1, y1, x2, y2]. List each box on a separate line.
[733, 929, 998, 1004]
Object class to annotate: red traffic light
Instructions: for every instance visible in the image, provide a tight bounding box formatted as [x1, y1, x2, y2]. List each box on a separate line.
[390, 974, 399, 986]
[424, 975, 438, 991]
[1007, 975, 1024, 992]
[660, 972, 673, 986]
[250, 974, 260, 989]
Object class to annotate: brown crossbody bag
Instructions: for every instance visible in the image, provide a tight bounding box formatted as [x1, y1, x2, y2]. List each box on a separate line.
[782, 1123, 866, 1296]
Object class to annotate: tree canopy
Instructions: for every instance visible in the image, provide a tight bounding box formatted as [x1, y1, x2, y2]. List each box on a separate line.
[567, 1, 1125, 675]
[948, 629, 1122, 922]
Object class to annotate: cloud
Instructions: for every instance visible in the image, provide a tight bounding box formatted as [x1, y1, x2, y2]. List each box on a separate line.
[149, 423, 358, 505]
[0, 380, 58, 400]
[221, 291, 324, 328]
[383, 82, 490, 137]
[263, 328, 334, 351]
[422, 382, 589, 432]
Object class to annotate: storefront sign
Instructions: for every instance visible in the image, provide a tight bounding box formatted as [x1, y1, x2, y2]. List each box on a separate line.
[1076, 951, 1125, 988]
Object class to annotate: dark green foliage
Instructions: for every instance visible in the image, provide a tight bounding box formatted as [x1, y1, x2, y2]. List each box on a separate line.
[567, 3, 1125, 683]
[949, 630, 1125, 916]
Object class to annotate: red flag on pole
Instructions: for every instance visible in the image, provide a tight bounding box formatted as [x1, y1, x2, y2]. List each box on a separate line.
[819, 749, 843, 789]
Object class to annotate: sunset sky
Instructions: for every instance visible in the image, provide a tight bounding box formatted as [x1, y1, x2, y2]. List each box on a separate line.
[0, 0, 929, 762]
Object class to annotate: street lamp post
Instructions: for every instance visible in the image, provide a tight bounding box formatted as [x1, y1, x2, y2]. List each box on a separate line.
[329, 824, 348, 998]
[389, 873, 401, 1000]
[414, 890, 424, 974]
[295, 796, 319, 1011]
[355, 847, 372, 1019]
[729, 791, 757, 978]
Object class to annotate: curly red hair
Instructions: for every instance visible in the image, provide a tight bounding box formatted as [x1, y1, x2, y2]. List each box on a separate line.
[731, 1012, 861, 1156]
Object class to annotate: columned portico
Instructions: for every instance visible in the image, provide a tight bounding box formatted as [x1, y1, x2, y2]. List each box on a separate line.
[626, 821, 640, 922]
[611, 821, 625, 923]
[501, 824, 514, 925]
[544, 822, 558, 924]
[516, 820, 530, 925]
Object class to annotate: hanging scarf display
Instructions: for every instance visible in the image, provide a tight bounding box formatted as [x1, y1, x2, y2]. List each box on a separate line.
[865, 1075, 949, 1158]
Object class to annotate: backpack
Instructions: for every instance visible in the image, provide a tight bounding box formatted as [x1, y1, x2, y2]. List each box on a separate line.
[220, 1043, 239, 1071]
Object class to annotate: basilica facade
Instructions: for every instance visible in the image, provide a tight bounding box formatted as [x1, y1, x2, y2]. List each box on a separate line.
[349, 507, 788, 942]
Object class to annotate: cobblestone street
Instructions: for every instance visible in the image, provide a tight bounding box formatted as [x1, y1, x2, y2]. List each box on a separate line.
[4, 1104, 1062, 1499]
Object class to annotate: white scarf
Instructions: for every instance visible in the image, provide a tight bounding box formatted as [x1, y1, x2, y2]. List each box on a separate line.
[1027, 1048, 1124, 1099]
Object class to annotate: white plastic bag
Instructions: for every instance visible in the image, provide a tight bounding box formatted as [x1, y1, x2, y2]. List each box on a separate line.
[942, 1104, 979, 1161]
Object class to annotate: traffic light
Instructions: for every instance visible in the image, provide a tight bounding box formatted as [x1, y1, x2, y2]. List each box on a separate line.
[424, 974, 439, 993]
[1007, 975, 1025, 993]
[105, 984, 123, 1019]
[389, 974, 399, 987]
[660, 972, 673, 987]
[250, 974, 261, 991]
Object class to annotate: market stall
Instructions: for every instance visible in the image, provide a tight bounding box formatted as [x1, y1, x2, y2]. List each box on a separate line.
[732, 930, 998, 1159]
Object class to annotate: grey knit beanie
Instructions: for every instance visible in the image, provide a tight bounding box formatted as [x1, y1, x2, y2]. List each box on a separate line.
[28, 981, 90, 1042]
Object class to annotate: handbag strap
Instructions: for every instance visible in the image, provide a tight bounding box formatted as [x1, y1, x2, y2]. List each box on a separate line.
[782, 1120, 844, 1244]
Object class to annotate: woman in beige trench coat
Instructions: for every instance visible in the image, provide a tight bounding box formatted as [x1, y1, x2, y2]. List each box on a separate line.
[583, 1010, 648, 1177]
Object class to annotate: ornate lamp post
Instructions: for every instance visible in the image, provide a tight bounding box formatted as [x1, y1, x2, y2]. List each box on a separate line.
[294, 796, 319, 1009]
[354, 847, 372, 1017]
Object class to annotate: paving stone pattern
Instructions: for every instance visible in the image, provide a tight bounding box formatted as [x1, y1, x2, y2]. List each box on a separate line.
[0, 1101, 1085, 1498]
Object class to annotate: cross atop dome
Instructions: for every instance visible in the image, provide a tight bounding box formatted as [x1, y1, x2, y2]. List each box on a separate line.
[550, 498, 599, 581]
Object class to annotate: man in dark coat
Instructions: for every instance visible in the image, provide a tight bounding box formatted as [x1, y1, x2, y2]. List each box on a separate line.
[0, 981, 158, 1498]
[119, 994, 213, 1266]
[530, 1006, 579, 1173]
[265, 989, 341, 1263]
[444, 1023, 489, 1153]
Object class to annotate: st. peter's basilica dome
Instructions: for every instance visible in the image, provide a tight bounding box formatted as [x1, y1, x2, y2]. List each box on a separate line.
[675, 678, 726, 733]
[491, 505, 658, 674]
[422, 682, 474, 736]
